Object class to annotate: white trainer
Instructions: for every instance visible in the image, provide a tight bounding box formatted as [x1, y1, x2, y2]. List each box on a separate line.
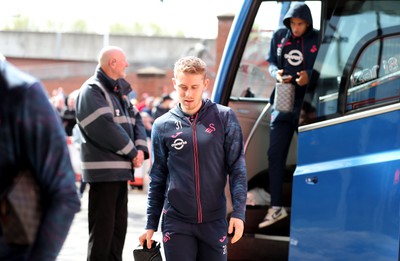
[258, 207, 288, 228]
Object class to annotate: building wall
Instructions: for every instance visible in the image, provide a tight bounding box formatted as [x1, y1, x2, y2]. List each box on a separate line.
[1, 31, 212, 66]
[2, 14, 234, 101]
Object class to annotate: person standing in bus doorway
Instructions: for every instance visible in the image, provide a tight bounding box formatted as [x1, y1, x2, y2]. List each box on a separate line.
[75, 46, 149, 260]
[139, 56, 247, 260]
[259, 2, 319, 228]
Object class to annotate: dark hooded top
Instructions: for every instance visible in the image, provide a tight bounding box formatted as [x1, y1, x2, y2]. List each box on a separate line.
[267, 2, 319, 109]
[145, 99, 247, 229]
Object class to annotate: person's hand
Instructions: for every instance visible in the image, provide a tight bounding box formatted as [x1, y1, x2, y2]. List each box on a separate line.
[296, 70, 309, 86]
[277, 69, 292, 83]
[132, 150, 144, 168]
[228, 217, 244, 244]
[139, 229, 155, 249]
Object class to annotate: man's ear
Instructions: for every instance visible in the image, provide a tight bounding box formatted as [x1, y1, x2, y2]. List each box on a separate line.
[203, 78, 209, 90]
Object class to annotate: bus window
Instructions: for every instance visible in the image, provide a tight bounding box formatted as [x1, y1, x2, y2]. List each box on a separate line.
[230, 2, 277, 99]
[306, 0, 400, 121]
[347, 35, 400, 111]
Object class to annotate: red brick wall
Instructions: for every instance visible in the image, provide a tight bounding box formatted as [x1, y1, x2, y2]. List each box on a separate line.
[216, 14, 235, 73]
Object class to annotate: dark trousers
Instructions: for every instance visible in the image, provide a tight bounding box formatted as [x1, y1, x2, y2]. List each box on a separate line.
[162, 215, 228, 261]
[268, 109, 299, 207]
[0, 238, 30, 261]
[79, 181, 87, 195]
[87, 181, 128, 261]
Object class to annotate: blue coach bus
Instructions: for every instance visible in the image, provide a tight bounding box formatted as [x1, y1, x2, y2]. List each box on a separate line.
[212, 1, 400, 260]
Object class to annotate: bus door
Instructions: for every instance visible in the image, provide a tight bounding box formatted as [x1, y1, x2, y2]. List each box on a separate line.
[214, 0, 321, 200]
[289, 1, 400, 260]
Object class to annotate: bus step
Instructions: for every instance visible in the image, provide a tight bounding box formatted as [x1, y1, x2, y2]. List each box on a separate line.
[227, 233, 289, 261]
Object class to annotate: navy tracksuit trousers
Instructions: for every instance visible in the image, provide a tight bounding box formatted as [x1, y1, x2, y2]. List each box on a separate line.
[268, 108, 300, 207]
[161, 215, 228, 261]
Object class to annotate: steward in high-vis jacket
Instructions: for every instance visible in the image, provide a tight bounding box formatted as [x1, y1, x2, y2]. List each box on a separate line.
[76, 69, 149, 182]
[75, 45, 149, 261]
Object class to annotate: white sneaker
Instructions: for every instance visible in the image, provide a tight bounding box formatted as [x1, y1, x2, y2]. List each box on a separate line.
[258, 207, 288, 228]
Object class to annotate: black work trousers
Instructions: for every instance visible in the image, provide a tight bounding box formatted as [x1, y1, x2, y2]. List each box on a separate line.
[87, 181, 128, 261]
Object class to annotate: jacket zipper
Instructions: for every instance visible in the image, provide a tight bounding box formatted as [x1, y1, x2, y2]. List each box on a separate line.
[190, 114, 202, 223]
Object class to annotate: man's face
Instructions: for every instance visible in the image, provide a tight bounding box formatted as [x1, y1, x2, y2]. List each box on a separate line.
[172, 72, 208, 115]
[290, 17, 309, 37]
[112, 52, 129, 79]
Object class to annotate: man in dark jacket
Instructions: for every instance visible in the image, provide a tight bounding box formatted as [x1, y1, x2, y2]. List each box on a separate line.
[139, 56, 247, 260]
[259, 2, 319, 228]
[75, 46, 149, 261]
[153, 94, 174, 120]
[0, 55, 81, 260]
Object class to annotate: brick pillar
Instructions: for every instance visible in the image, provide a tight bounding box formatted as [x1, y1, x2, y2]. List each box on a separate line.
[135, 66, 167, 99]
[216, 13, 235, 74]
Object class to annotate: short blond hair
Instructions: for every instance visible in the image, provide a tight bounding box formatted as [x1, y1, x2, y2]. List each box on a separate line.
[173, 56, 207, 79]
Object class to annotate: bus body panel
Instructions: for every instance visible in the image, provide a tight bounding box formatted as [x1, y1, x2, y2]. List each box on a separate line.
[289, 109, 400, 260]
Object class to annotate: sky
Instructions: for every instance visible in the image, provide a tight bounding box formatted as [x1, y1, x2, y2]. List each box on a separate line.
[1, 0, 243, 38]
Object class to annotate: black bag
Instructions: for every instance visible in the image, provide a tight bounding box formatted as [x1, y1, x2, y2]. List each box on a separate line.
[0, 169, 42, 245]
[133, 240, 162, 261]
